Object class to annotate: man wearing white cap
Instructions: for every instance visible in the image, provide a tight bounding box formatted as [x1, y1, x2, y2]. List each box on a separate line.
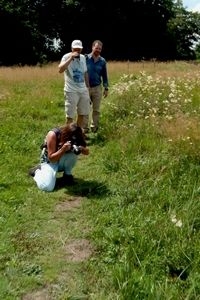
[58, 40, 90, 131]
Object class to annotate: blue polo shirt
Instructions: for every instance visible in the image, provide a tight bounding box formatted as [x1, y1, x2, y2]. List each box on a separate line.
[86, 54, 109, 89]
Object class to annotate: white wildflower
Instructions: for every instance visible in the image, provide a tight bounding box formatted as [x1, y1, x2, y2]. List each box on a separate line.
[171, 214, 183, 227]
[175, 220, 183, 227]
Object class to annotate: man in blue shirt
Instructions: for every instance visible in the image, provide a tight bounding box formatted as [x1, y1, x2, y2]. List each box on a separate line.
[85, 40, 109, 132]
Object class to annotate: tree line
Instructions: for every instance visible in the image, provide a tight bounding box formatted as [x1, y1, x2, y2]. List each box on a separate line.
[0, 0, 200, 66]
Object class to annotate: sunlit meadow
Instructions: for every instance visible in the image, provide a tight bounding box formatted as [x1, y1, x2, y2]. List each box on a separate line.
[0, 61, 200, 299]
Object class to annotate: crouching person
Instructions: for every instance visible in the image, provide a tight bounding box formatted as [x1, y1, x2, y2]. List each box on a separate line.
[29, 123, 89, 192]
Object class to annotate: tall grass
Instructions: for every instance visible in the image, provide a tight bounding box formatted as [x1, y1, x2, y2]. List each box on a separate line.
[0, 61, 200, 299]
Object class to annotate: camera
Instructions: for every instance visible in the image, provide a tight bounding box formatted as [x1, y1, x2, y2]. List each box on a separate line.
[71, 144, 82, 155]
[69, 135, 82, 155]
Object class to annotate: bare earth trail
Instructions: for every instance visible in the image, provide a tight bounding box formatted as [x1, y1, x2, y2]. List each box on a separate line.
[23, 196, 94, 300]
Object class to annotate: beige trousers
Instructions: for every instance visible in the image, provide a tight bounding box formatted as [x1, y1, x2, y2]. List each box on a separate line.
[85, 85, 102, 132]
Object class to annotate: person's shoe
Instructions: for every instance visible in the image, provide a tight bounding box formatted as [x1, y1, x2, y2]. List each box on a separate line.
[83, 128, 90, 134]
[90, 126, 98, 133]
[28, 164, 41, 177]
[62, 174, 76, 186]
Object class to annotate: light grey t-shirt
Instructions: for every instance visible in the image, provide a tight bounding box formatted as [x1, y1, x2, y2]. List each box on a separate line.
[61, 53, 88, 92]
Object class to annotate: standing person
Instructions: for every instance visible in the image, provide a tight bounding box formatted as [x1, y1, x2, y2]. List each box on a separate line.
[28, 123, 89, 192]
[85, 40, 109, 133]
[58, 40, 90, 132]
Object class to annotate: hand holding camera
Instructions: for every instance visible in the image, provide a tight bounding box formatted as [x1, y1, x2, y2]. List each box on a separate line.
[71, 51, 80, 59]
[62, 141, 72, 152]
[62, 140, 81, 155]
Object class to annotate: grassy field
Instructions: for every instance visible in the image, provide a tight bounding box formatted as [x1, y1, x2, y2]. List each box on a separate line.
[0, 61, 200, 299]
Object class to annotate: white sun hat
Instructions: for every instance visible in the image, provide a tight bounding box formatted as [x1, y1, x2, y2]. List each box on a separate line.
[71, 40, 83, 49]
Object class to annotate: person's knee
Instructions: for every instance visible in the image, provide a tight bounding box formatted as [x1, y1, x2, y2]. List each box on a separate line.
[34, 168, 56, 192]
[36, 181, 55, 192]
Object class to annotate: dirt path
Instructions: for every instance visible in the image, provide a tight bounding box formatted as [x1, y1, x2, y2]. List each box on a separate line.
[23, 196, 93, 300]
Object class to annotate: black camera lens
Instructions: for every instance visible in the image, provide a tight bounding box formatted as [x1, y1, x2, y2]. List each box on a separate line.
[71, 144, 81, 155]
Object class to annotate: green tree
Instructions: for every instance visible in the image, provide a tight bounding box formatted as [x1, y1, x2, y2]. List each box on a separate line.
[0, 0, 64, 65]
[0, 0, 200, 65]
[194, 42, 200, 59]
[167, 2, 200, 59]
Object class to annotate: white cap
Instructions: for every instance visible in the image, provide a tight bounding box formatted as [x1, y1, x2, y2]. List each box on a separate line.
[71, 40, 83, 49]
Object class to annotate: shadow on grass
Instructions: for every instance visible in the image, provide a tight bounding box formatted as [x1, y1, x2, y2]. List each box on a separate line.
[55, 177, 110, 199]
[84, 131, 107, 147]
[0, 183, 10, 190]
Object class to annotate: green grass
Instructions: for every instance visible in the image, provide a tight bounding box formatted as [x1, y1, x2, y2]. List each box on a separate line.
[0, 62, 200, 299]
